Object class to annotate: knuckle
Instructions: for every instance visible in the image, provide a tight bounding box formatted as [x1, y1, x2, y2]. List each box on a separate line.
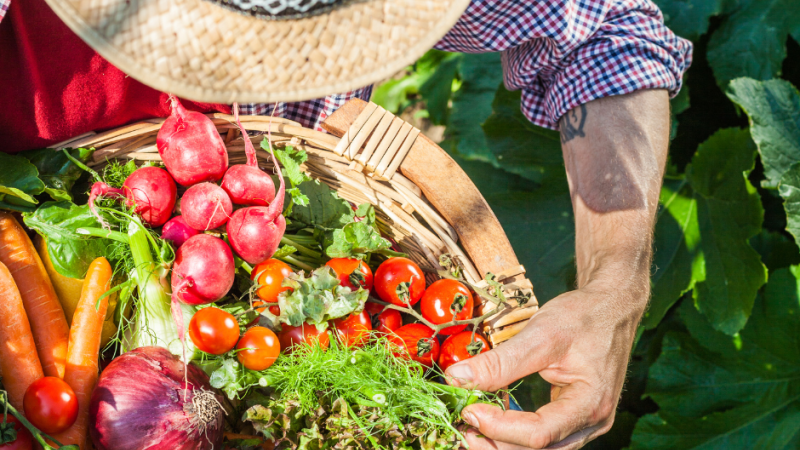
[592, 398, 617, 423]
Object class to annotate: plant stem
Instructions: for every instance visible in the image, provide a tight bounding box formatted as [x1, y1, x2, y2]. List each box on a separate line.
[367, 296, 508, 335]
[61, 149, 102, 183]
[281, 236, 323, 259]
[278, 254, 315, 272]
[76, 227, 130, 244]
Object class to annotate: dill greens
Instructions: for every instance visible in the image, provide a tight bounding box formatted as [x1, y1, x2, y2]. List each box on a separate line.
[212, 338, 504, 449]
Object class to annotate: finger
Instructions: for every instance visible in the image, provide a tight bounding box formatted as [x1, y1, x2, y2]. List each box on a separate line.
[444, 322, 562, 391]
[463, 427, 529, 450]
[462, 383, 603, 449]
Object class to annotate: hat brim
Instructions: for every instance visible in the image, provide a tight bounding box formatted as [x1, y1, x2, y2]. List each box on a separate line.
[44, 0, 470, 103]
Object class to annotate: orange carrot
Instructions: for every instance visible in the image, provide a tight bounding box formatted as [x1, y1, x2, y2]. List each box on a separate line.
[0, 260, 44, 410]
[52, 257, 112, 450]
[0, 212, 70, 378]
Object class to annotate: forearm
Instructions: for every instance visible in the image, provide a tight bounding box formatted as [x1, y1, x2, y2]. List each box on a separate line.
[560, 89, 670, 316]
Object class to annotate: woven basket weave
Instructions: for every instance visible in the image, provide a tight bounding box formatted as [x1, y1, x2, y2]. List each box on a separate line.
[52, 100, 538, 347]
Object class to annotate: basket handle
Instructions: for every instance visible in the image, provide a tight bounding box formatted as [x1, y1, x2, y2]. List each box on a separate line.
[322, 98, 521, 278]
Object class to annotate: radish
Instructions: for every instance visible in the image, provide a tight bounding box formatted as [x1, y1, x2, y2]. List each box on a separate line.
[227, 140, 287, 265]
[161, 216, 198, 248]
[180, 182, 232, 230]
[156, 96, 228, 186]
[88, 166, 176, 227]
[220, 105, 275, 206]
[171, 234, 235, 306]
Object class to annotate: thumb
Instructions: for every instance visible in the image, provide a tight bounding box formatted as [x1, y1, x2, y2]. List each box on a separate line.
[444, 324, 557, 392]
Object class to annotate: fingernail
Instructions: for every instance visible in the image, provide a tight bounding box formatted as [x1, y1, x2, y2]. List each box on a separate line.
[446, 363, 474, 387]
[462, 410, 478, 428]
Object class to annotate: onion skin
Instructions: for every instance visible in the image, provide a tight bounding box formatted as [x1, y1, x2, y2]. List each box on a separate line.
[89, 347, 224, 450]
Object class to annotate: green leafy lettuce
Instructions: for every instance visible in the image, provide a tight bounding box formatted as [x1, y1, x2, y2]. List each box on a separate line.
[325, 204, 391, 259]
[23, 201, 110, 279]
[277, 265, 367, 330]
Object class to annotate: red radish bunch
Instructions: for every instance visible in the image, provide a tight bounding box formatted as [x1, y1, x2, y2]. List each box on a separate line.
[156, 96, 228, 186]
[160, 216, 198, 248]
[180, 182, 233, 230]
[88, 166, 177, 228]
[220, 107, 276, 206]
[171, 234, 235, 306]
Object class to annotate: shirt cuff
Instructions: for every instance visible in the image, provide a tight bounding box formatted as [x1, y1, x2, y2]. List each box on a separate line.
[523, 7, 693, 130]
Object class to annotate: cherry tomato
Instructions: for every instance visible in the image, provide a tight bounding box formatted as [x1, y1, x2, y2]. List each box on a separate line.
[364, 300, 384, 316]
[188, 307, 240, 355]
[278, 323, 331, 352]
[388, 323, 439, 367]
[374, 309, 402, 335]
[438, 331, 490, 372]
[0, 415, 33, 450]
[420, 279, 474, 335]
[236, 326, 280, 371]
[23, 377, 78, 434]
[326, 258, 374, 291]
[374, 257, 426, 306]
[251, 259, 293, 303]
[332, 311, 372, 347]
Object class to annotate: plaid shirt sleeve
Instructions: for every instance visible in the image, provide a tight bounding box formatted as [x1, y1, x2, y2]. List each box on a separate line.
[436, 0, 692, 129]
[0, 0, 10, 22]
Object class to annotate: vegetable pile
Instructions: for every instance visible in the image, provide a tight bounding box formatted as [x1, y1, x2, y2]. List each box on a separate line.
[0, 99, 525, 450]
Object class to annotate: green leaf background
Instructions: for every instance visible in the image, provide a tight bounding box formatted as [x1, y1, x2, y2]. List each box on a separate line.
[374, 4, 800, 446]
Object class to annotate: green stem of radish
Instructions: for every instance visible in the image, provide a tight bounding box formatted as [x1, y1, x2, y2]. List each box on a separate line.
[0, 391, 76, 450]
[280, 236, 322, 259]
[61, 149, 102, 183]
[278, 254, 315, 272]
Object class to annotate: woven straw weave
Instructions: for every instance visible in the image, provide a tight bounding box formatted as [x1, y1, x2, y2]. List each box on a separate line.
[44, 0, 471, 103]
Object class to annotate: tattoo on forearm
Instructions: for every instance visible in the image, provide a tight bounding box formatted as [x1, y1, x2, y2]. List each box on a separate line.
[560, 104, 588, 143]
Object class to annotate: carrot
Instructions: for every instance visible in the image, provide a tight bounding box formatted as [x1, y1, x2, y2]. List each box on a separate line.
[0, 260, 44, 410]
[0, 212, 70, 378]
[52, 257, 112, 450]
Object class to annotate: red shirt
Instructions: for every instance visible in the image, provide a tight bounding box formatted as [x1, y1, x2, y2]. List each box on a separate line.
[0, 0, 230, 153]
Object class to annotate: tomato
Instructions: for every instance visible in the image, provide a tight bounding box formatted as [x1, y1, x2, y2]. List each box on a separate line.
[388, 323, 439, 367]
[0, 415, 33, 450]
[188, 307, 240, 355]
[278, 323, 330, 352]
[373, 257, 426, 306]
[364, 300, 384, 316]
[420, 279, 474, 335]
[374, 309, 402, 335]
[236, 326, 280, 371]
[251, 259, 293, 303]
[23, 377, 78, 434]
[438, 331, 489, 371]
[326, 258, 373, 291]
[253, 300, 281, 317]
[332, 311, 372, 347]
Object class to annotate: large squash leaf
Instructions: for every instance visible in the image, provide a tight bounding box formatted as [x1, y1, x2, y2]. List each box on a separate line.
[630, 265, 800, 450]
[707, 0, 800, 86]
[644, 128, 766, 334]
[726, 78, 800, 188]
[654, 0, 728, 42]
[0, 152, 45, 210]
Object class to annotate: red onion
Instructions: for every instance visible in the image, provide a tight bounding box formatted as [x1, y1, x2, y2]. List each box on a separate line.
[89, 347, 224, 450]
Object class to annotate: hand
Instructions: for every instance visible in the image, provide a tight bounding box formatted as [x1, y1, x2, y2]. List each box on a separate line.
[445, 282, 644, 449]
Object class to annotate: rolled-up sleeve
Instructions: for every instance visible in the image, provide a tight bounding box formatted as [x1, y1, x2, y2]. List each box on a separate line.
[436, 0, 693, 129]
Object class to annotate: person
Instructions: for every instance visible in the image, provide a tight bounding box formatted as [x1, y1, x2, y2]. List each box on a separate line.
[0, 0, 691, 448]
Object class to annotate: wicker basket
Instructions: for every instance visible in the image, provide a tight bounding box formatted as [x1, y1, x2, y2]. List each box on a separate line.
[51, 99, 538, 348]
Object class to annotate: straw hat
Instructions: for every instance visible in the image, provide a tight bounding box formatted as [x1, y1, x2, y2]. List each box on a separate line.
[44, 0, 470, 103]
